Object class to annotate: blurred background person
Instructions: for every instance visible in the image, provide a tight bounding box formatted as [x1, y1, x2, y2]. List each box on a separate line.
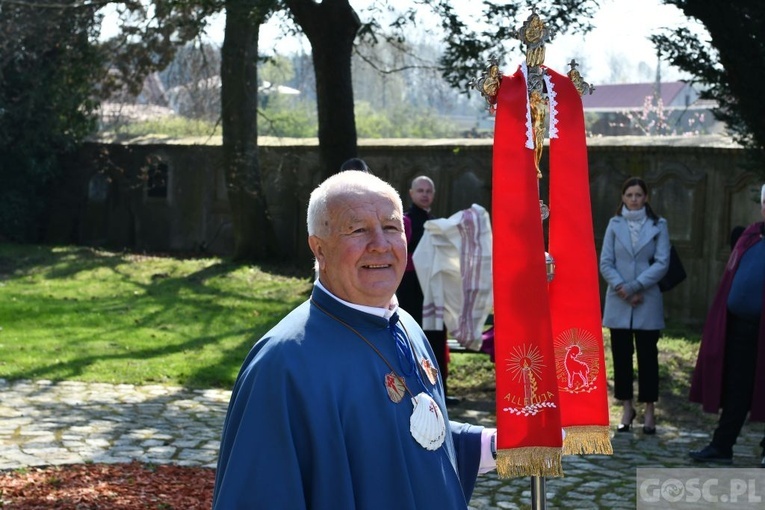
[396, 175, 457, 405]
[339, 157, 371, 173]
[689, 185, 765, 467]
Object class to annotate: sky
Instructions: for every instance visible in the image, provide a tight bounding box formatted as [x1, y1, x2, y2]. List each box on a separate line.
[542, 0, 701, 84]
[223, 0, 698, 84]
[103, 0, 703, 85]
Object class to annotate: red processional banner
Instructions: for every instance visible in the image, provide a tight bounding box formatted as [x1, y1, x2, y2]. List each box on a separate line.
[492, 65, 612, 478]
[546, 68, 613, 456]
[492, 67, 563, 478]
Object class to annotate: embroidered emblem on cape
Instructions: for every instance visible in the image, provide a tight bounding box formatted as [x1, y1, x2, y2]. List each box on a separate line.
[420, 358, 439, 385]
[409, 392, 446, 450]
[385, 372, 406, 403]
[553, 328, 600, 394]
[501, 343, 557, 416]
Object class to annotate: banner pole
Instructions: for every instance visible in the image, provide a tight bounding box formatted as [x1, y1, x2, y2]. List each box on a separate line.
[531, 476, 546, 510]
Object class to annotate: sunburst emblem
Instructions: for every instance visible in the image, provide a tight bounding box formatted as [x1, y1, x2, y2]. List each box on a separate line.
[553, 328, 600, 393]
[505, 344, 546, 407]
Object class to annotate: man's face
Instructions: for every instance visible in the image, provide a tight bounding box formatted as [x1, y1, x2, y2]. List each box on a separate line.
[309, 190, 406, 307]
[409, 179, 434, 211]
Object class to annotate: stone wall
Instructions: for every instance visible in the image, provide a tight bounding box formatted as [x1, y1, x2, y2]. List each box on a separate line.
[49, 136, 764, 328]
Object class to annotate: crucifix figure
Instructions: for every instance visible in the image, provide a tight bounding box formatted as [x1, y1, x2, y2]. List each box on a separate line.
[513, 10, 554, 179]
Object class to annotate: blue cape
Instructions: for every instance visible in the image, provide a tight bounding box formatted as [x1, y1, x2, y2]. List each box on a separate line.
[212, 286, 484, 509]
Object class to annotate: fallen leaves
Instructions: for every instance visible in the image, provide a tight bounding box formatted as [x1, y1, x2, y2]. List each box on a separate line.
[0, 461, 214, 509]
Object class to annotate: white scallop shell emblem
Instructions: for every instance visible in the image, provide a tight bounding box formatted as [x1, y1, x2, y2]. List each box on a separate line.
[409, 392, 446, 450]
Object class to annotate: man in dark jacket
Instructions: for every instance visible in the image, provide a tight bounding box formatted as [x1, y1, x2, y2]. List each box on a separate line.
[396, 176, 457, 404]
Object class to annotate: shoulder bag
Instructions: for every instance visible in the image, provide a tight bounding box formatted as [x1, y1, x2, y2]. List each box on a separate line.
[657, 245, 687, 292]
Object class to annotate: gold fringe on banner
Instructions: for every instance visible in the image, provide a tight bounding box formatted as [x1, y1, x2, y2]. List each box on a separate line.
[561, 426, 614, 455]
[496, 447, 563, 479]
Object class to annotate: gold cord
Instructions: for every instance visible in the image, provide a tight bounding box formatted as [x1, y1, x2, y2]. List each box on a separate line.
[310, 298, 417, 399]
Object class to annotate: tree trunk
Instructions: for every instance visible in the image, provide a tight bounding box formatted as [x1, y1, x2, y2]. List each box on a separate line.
[221, 0, 280, 261]
[285, 0, 360, 180]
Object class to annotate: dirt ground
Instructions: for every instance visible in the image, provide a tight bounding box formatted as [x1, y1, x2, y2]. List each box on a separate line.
[0, 461, 214, 509]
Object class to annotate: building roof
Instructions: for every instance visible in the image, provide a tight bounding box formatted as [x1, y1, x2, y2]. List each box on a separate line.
[581, 81, 693, 110]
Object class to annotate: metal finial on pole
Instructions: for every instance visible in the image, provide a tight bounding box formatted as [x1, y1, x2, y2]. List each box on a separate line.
[567, 59, 595, 96]
[469, 56, 501, 114]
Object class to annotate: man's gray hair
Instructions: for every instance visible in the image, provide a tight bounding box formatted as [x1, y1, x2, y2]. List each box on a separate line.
[410, 175, 434, 189]
[307, 170, 403, 237]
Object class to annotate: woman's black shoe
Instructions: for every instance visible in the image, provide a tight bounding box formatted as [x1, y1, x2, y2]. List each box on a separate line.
[616, 409, 636, 432]
[642, 426, 656, 435]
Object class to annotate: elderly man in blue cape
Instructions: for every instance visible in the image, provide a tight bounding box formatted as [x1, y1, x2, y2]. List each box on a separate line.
[212, 170, 497, 509]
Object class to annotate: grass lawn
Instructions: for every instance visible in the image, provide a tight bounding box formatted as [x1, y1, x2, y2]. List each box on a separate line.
[448, 324, 713, 429]
[0, 242, 713, 427]
[0, 243, 312, 389]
